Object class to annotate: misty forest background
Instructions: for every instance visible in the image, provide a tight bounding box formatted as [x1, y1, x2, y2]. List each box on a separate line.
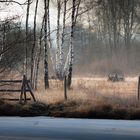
[0, 0, 140, 90]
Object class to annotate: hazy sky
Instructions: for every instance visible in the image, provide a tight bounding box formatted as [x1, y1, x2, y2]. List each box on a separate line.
[0, 0, 58, 28]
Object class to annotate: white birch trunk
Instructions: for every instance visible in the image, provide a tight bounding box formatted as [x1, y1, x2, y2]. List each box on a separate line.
[31, 0, 39, 87]
[67, 0, 76, 88]
[25, 0, 31, 77]
[59, 0, 67, 79]
[47, 0, 56, 75]
[34, 17, 44, 90]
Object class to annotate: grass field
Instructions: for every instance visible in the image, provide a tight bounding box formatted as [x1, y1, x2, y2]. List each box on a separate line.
[36, 77, 138, 104]
[0, 77, 140, 119]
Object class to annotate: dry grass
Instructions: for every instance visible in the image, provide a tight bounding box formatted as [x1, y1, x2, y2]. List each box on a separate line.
[33, 77, 140, 119]
[36, 77, 138, 104]
[1, 77, 140, 119]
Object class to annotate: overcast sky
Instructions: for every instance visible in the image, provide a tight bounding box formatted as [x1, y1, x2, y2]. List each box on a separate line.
[0, 0, 58, 29]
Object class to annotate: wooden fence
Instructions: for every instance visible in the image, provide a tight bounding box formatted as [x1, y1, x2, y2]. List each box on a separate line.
[0, 75, 36, 103]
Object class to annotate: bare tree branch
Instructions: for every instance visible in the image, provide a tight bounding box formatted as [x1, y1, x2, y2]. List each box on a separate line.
[0, 0, 28, 5]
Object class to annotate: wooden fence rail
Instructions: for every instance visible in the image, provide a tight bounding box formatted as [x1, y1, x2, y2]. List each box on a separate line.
[0, 80, 30, 83]
[0, 89, 30, 92]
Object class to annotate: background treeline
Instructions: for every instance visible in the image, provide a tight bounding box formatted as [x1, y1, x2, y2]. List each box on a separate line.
[0, 20, 34, 76]
[0, 0, 139, 89]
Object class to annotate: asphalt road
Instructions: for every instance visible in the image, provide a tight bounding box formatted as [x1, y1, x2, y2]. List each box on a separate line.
[0, 117, 140, 140]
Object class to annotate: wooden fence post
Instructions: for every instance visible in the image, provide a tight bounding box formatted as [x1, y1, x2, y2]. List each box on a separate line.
[20, 75, 27, 103]
[19, 75, 36, 103]
[64, 76, 67, 100]
[27, 82, 36, 102]
[138, 76, 140, 100]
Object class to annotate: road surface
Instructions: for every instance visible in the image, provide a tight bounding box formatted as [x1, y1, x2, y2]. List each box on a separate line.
[0, 117, 140, 140]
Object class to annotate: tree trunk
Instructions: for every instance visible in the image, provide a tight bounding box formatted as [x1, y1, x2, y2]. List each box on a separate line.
[60, 0, 67, 79]
[67, 0, 76, 89]
[44, 0, 49, 89]
[47, 0, 55, 76]
[25, 0, 31, 77]
[0, 23, 6, 61]
[34, 17, 44, 90]
[31, 0, 39, 88]
[56, 0, 61, 78]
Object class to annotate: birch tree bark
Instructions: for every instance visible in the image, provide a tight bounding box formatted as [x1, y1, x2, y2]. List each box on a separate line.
[60, 0, 67, 79]
[56, 0, 61, 78]
[47, 0, 55, 76]
[25, 0, 31, 77]
[67, 0, 76, 89]
[31, 0, 39, 87]
[44, 0, 49, 89]
[34, 17, 44, 90]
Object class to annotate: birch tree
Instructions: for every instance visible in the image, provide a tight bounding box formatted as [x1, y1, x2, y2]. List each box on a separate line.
[67, 0, 76, 89]
[47, 0, 56, 76]
[59, 0, 67, 79]
[44, 0, 49, 89]
[30, 0, 39, 87]
[56, 0, 61, 78]
[25, 0, 31, 77]
[34, 17, 44, 90]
